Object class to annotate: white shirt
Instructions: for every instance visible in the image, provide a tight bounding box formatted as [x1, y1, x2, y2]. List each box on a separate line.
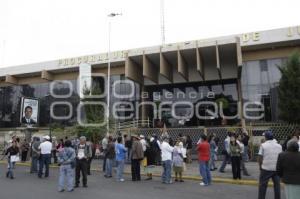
[225, 136, 231, 153]
[237, 140, 245, 154]
[140, 139, 147, 152]
[78, 148, 85, 159]
[102, 138, 108, 150]
[39, 141, 52, 155]
[160, 141, 174, 161]
[258, 139, 282, 171]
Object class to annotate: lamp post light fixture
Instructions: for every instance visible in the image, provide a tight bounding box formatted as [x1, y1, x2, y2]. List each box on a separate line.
[107, 12, 122, 134]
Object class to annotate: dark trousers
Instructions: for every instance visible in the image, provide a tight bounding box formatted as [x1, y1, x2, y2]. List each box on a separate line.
[231, 156, 241, 179]
[87, 158, 92, 175]
[258, 169, 281, 199]
[131, 159, 141, 181]
[21, 151, 28, 162]
[102, 151, 107, 172]
[38, 154, 51, 177]
[30, 156, 39, 173]
[126, 149, 131, 163]
[155, 151, 161, 165]
[52, 150, 57, 164]
[76, 159, 88, 186]
[219, 152, 231, 172]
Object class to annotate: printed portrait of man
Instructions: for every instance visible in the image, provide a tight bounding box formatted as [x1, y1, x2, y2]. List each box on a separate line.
[21, 106, 37, 125]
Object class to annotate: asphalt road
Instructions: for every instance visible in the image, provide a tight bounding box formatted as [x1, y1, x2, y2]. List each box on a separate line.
[0, 165, 285, 199]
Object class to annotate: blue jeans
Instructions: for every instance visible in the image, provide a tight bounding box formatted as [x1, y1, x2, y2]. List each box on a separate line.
[162, 160, 172, 183]
[58, 164, 74, 191]
[39, 154, 51, 177]
[30, 156, 39, 173]
[199, 160, 211, 185]
[258, 170, 281, 199]
[7, 160, 16, 178]
[243, 146, 249, 161]
[209, 152, 216, 170]
[105, 158, 113, 177]
[116, 160, 125, 180]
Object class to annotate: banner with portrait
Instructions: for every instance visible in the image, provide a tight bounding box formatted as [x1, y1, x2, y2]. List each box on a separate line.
[20, 97, 39, 126]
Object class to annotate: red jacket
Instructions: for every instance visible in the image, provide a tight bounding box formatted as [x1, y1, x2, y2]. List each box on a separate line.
[197, 141, 210, 161]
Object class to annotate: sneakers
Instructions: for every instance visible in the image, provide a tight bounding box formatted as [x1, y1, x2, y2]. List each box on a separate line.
[118, 178, 125, 182]
[199, 182, 208, 186]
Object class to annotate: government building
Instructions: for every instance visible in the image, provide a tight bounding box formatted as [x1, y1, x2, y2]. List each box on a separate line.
[1, 25, 300, 130]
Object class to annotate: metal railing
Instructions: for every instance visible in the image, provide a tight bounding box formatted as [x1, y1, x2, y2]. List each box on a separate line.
[123, 123, 299, 160]
[114, 119, 152, 131]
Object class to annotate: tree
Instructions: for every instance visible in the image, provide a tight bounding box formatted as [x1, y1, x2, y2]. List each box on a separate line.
[70, 80, 115, 141]
[278, 52, 300, 123]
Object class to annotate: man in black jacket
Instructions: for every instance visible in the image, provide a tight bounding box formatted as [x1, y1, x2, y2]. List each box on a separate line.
[276, 140, 300, 198]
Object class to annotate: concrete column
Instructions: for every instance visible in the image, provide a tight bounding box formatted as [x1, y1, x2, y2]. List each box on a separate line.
[160, 52, 173, 82]
[143, 54, 159, 84]
[196, 48, 205, 80]
[177, 50, 188, 81]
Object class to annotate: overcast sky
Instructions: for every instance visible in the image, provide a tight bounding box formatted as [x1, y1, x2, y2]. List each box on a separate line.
[0, 0, 300, 68]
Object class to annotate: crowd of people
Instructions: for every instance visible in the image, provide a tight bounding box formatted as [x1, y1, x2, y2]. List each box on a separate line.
[2, 129, 300, 199]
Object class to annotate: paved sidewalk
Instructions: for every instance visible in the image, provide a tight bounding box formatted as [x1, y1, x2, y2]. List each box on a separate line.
[93, 159, 259, 179]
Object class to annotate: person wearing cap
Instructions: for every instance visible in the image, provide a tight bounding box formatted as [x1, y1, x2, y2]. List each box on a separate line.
[258, 131, 282, 199]
[139, 135, 147, 152]
[161, 136, 174, 184]
[131, 135, 144, 181]
[276, 140, 300, 199]
[38, 135, 52, 178]
[75, 136, 92, 188]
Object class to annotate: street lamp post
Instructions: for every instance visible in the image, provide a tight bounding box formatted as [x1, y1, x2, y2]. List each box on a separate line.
[107, 13, 122, 134]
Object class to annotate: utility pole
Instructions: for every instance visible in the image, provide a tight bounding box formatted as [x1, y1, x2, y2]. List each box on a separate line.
[160, 0, 165, 45]
[107, 13, 122, 134]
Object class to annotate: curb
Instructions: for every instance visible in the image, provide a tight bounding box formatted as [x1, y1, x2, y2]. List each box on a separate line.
[0, 161, 266, 186]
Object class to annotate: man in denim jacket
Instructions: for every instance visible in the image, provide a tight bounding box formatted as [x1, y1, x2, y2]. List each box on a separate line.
[58, 140, 76, 192]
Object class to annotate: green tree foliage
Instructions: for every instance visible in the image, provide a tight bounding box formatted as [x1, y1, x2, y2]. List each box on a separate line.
[278, 52, 300, 123]
[71, 80, 114, 141]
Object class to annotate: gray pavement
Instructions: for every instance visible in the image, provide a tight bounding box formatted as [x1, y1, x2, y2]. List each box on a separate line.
[92, 159, 260, 180]
[0, 165, 285, 199]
